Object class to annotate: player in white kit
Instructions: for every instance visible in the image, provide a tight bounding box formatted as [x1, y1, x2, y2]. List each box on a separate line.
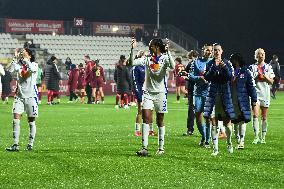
[129, 38, 175, 156]
[6, 48, 39, 151]
[250, 48, 274, 144]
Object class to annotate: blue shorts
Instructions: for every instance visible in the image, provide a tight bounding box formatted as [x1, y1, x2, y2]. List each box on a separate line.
[133, 83, 143, 103]
[194, 96, 206, 113]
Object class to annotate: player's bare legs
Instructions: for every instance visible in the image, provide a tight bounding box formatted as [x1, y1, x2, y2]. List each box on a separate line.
[260, 106, 268, 143]
[99, 87, 104, 103]
[252, 103, 260, 144]
[176, 87, 181, 103]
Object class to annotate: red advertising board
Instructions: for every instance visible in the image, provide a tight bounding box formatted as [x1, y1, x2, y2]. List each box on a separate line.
[93, 22, 144, 36]
[5, 19, 64, 34]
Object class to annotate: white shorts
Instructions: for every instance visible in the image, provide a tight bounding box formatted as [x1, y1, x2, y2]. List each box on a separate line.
[12, 96, 39, 117]
[257, 99, 270, 108]
[142, 91, 168, 113]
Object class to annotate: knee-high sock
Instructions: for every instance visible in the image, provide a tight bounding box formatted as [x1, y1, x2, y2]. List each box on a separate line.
[28, 121, 36, 146]
[234, 124, 240, 142]
[149, 123, 154, 132]
[252, 117, 259, 138]
[142, 123, 149, 148]
[219, 121, 225, 133]
[115, 94, 120, 105]
[13, 119, 20, 145]
[239, 123, 246, 143]
[38, 92, 42, 100]
[205, 122, 211, 143]
[197, 123, 205, 140]
[225, 124, 233, 145]
[262, 119, 268, 139]
[135, 123, 140, 132]
[158, 126, 165, 150]
[211, 126, 219, 151]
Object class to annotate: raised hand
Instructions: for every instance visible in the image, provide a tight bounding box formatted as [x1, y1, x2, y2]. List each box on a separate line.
[165, 38, 170, 52]
[131, 37, 137, 49]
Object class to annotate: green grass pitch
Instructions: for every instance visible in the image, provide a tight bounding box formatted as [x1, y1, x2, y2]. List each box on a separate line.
[0, 93, 283, 188]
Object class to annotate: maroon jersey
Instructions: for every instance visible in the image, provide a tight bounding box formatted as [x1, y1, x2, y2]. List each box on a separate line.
[174, 63, 186, 87]
[68, 69, 79, 91]
[174, 63, 186, 77]
[77, 67, 86, 89]
[85, 60, 95, 84]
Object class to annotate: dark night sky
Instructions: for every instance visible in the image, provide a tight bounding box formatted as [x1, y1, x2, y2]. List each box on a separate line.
[0, 0, 283, 62]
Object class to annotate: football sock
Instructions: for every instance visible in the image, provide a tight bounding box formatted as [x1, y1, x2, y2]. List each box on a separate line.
[252, 117, 259, 138]
[177, 95, 180, 101]
[13, 119, 20, 145]
[234, 124, 240, 142]
[261, 119, 268, 139]
[28, 121, 36, 146]
[197, 123, 205, 140]
[205, 122, 211, 143]
[38, 92, 42, 100]
[158, 126, 165, 150]
[135, 123, 140, 132]
[211, 126, 219, 151]
[225, 124, 232, 145]
[219, 121, 225, 134]
[149, 123, 154, 132]
[239, 123, 246, 143]
[142, 123, 149, 148]
[115, 94, 120, 105]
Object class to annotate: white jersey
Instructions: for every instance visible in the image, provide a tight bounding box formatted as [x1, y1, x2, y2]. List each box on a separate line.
[9, 58, 38, 98]
[133, 52, 175, 93]
[250, 62, 275, 102]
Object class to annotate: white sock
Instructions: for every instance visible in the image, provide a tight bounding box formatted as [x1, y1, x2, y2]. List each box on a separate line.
[29, 121, 36, 146]
[219, 121, 225, 133]
[135, 123, 140, 132]
[158, 126, 165, 150]
[13, 119, 20, 145]
[149, 123, 154, 132]
[252, 117, 259, 138]
[234, 124, 240, 142]
[262, 119, 268, 139]
[239, 123, 246, 143]
[142, 123, 149, 148]
[5, 97, 8, 101]
[211, 126, 219, 151]
[225, 124, 232, 145]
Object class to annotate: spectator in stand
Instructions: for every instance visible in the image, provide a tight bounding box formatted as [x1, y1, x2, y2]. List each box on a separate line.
[114, 55, 131, 109]
[65, 57, 72, 74]
[77, 63, 86, 104]
[1, 65, 12, 104]
[0, 63, 5, 99]
[183, 50, 199, 136]
[84, 55, 95, 104]
[36, 64, 44, 104]
[269, 55, 281, 99]
[44, 56, 61, 105]
[68, 64, 79, 103]
[92, 59, 106, 104]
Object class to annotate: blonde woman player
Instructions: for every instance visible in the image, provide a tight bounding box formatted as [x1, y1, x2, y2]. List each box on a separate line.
[129, 38, 175, 156]
[250, 48, 274, 144]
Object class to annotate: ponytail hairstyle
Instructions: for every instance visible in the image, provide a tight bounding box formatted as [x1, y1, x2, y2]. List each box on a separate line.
[24, 48, 35, 62]
[149, 38, 166, 54]
[230, 53, 246, 67]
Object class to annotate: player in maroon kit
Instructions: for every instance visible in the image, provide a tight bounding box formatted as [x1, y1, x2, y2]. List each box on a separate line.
[173, 57, 187, 103]
[92, 60, 106, 104]
[84, 55, 95, 104]
[77, 63, 86, 104]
